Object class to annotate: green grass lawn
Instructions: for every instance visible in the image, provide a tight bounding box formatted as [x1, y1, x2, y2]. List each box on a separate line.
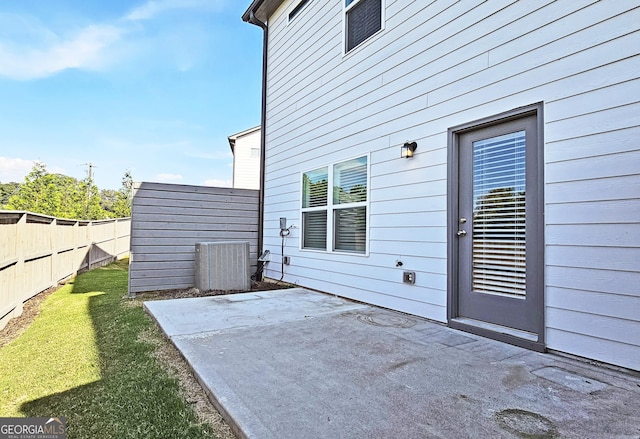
[0, 259, 220, 439]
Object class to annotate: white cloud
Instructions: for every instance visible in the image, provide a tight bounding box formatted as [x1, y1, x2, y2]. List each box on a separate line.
[156, 173, 184, 182]
[203, 178, 232, 188]
[0, 156, 35, 182]
[0, 0, 227, 81]
[124, 0, 225, 21]
[0, 23, 124, 80]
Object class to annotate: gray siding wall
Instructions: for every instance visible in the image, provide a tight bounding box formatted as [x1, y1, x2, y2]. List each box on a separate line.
[128, 182, 259, 294]
[262, 0, 640, 370]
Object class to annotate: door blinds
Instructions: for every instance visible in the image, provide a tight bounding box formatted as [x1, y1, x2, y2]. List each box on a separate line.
[472, 131, 526, 297]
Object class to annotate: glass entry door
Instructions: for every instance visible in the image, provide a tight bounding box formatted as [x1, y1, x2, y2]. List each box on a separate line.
[454, 111, 543, 336]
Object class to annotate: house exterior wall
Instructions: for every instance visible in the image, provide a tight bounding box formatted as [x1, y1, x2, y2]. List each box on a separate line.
[232, 127, 261, 190]
[260, 0, 640, 370]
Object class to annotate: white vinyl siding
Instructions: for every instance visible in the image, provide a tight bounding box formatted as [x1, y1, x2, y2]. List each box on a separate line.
[262, 0, 640, 370]
[232, 128, 261, 190]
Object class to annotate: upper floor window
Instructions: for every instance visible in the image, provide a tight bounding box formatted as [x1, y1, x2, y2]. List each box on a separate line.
[345, 0, 383, 52]
[289, 0, 312, 22]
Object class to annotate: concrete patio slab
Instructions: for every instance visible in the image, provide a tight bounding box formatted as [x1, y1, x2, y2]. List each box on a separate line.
[144, 288, 640, 439]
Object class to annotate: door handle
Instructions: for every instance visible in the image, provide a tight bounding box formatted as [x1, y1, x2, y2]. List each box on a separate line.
[457, 230, 467, 237]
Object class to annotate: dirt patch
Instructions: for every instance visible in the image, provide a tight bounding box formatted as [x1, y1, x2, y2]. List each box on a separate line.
[133, 281, 293, 301]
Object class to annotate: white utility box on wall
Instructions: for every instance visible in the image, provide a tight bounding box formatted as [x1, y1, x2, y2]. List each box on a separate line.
[195, 241, 251, 291]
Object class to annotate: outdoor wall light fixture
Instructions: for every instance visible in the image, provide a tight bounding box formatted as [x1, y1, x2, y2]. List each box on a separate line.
[401, 141, 418, 158]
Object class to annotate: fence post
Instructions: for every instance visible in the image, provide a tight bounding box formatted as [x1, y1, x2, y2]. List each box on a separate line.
[88, 221, 93, 270]
[113, 219, 118, 261]
[50, 218, 57, 289]
[14, 213, 26, 319]
[72, 220, 78, 277]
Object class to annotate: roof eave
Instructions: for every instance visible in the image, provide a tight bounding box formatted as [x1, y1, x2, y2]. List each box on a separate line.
[228, 125, 261, 153]
[242, 0, 285, 23]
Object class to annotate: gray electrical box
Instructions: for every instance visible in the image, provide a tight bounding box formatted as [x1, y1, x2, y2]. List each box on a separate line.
[403, 271, 416, 284]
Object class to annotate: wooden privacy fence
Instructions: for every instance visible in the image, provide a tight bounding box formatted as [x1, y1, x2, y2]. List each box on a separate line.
[128, 182, 259, 294]
[0, 211, 131, 330]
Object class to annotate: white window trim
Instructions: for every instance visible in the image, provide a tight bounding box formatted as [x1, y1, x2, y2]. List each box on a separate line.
[342, 0, 386, 56]
[300, 153, 371, 256]
[288, 0, 312, 24]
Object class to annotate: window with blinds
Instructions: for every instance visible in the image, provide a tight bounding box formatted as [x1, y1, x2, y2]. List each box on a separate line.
[301, 156, 368, 253]
[302, 167, 328, 250]
[472, 131, 526, 297]
[303, 211, 327, 249]
[345, 0, 382, 52]
[302, 167, 328, 208]
[333, 157, 367, 252]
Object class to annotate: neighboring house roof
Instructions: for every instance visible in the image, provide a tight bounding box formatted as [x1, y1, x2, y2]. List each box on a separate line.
[228, 125, 261, 154]
[242, 0, 285, 23]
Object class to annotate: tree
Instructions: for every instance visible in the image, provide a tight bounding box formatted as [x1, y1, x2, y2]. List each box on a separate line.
[6, 162, 107, 220]
[81, 177, 107, 220]
[6, 162, 55, 214]
[0, 182, 20, 207]
[101, 171, 132, 218]
[100, 189, 119, 213]
[5, 162, 133, 220]
[114, 170, 133, 218]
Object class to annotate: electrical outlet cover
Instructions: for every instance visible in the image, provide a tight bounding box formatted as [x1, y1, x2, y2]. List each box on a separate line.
[403, 271, 416, 284]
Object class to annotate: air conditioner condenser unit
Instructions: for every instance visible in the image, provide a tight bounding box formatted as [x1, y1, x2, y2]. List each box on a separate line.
[195, 241, 251, 291]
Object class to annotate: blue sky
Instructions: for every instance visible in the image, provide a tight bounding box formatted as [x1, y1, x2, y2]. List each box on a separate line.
[0, 0, 262, 190]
